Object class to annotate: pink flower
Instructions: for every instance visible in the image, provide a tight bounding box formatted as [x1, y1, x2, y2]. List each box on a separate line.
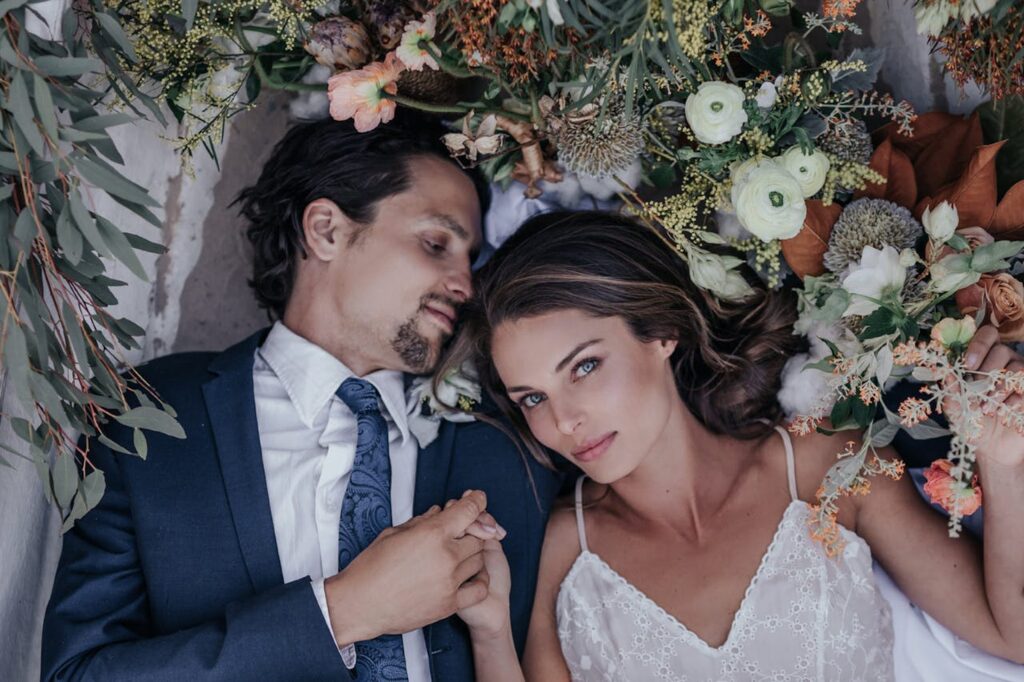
[327, 52, 404, 132]
[922, 459, 983, 517]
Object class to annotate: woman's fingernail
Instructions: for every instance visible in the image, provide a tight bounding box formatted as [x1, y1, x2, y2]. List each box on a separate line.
[966, 353, 978, 370]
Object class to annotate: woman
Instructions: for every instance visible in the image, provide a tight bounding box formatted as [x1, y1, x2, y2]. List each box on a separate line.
[443, 211, 1024, 680]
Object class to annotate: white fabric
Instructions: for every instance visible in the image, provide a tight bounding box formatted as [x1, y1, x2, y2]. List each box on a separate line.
[556, 427, 896, 681]
[876, 563, 1024, 681]
[254, 321, 429, 680]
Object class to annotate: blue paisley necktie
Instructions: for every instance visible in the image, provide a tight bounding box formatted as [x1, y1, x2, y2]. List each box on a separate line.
[336, 377, 408, 680]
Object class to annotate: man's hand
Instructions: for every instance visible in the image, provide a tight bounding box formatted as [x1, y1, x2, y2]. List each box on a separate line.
[324, 490, 499, 645]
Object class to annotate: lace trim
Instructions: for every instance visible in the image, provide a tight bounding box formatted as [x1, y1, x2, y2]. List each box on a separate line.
[558, 499, 806, 655]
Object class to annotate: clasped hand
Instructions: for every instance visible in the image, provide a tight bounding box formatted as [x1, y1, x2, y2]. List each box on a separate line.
[324, 489, 509, 645]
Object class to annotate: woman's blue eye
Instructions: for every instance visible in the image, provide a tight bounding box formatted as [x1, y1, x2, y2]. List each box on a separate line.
[520, 393, 544, 409]
[573, 358, 600, 379]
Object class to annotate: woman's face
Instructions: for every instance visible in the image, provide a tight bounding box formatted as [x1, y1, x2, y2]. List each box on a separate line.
[491, 310, 679, 483]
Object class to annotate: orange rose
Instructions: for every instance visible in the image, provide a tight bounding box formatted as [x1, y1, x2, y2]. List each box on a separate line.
[922, 459, 982, 517]
[955, 272, 1024, 342]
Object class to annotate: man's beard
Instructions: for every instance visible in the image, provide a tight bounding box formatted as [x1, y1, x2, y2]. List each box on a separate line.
[390, 294, 459, 374]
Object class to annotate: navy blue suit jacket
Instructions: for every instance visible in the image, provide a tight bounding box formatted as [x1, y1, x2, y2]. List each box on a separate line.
[41, 330, 563, 681]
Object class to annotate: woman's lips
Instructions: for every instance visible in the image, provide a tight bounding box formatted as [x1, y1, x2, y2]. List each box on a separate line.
[572, 432, 617, 463]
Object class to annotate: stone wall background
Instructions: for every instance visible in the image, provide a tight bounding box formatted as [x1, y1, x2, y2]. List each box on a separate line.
[0, 2, 990, 679]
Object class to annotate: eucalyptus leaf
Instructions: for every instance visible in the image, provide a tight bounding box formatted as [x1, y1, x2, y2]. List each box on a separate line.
[56, 204, 83, 265]
[73, 155, 159, 207]
[68, 191, 109, 257]
[96, 215, 148, 280]
[52, 451, 78, 509]
[978, 95, 1024, 196]
[5, 71, 46, 156]
[34, 56, 103, 77]
[31, 74, 59, 142]
[81, 469, 106, 510]
[94, 12, 137, 62]
[114, 406, 186, 439]
[133, 427, 148, 459]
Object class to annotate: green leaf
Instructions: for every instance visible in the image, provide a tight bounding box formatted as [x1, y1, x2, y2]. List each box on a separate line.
[13, 206, 36, 246]
[68, 191, 109, 257]
[61, 302, 91, 379]
[132, 427, 148, 459]
[902, 418, 950, 440]
[2, 321, 33, 407]
[869, 420, 899, 447]
[97, 433, 133, 456]
[971, 240, 1024, 272]
[5, 71, 46, 156]
[0, 0, 30, 20]
[94, 12, 137, 62]
[28, 371, 72, 431]
[73, 155, 159, 207]
[114, 406, 186, 439]
[34, 56, 103, 77]
[32, 74, 59, 142]
[95, 215, 148, 280]
[182, 0, 198, 30]
[978, 95, 1024, 196]
[860, 306, 899, 339]
[73, 113, 135, 132]
[81, 469, 106, 510]
[52, 451, 79, 510]
[56, 203, 83, 264]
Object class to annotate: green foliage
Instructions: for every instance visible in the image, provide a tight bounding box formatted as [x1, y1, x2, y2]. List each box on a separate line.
[0, 1, 181, 529]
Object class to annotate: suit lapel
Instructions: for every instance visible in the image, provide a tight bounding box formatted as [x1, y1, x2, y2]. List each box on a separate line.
[202, 328, 284, 593]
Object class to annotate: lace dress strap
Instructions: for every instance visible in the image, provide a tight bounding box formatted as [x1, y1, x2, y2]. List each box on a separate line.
[574, 475, 590, 553]
[773, 425, 799, 502]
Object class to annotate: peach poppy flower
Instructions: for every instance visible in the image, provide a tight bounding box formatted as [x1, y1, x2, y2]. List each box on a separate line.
[396, 11, 439, 71]
[922, 459, 983, 516]
[327, 52, 404, 132]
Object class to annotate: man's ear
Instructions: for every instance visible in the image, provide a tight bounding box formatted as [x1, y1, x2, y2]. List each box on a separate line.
[302, 198, 352, 262]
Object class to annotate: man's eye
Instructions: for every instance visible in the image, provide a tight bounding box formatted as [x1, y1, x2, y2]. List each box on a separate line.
[573, 358, 600, 379]
[520, 393, 544, 409]
[423, 238, 446, 253]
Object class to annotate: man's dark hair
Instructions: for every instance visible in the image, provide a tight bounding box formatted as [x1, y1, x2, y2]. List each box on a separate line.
[235, 112, 491, 319]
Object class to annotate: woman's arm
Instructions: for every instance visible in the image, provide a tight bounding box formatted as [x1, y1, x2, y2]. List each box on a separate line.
[850, 326, 1024, 663]
[521, 508, 576, 681]
[458, 506, 578, 681]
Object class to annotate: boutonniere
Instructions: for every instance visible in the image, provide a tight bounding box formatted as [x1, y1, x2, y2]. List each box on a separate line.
[406, 361, 482, 448]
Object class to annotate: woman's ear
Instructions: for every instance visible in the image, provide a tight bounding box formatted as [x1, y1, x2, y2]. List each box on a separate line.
[658, 338, 679, 359]
[302, 198, 350, 261]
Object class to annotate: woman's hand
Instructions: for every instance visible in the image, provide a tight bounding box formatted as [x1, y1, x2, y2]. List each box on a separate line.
[963, 325, 1024, 467]
[448, 497, 513, 642]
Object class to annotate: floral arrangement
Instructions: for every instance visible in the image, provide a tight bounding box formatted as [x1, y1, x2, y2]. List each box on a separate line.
[781, 109, 1024, 551]
[3, 0, 1023, 535]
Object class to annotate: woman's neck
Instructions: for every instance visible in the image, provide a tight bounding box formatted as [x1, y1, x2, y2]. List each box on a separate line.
[605, 400, 754, 543]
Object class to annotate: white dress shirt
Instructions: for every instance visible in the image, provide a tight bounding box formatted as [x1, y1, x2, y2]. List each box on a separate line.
[253, 322, 430, 680]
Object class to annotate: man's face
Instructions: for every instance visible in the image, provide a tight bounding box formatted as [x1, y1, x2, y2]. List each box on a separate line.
[322, 155, 482, 374]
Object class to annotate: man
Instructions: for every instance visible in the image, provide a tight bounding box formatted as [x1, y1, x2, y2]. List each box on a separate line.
[41, 114, 562, 681]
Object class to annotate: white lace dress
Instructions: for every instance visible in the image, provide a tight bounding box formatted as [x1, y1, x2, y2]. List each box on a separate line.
[555, 427, 895, 681]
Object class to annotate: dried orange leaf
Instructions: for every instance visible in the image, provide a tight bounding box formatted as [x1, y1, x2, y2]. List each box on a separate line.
[781, 200, 841, 279]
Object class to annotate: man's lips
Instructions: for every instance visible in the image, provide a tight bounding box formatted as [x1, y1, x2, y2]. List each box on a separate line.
[423, 303, 456, 332]
[572, 432, 617, 462]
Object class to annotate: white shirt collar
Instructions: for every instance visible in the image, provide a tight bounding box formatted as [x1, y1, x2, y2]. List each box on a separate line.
[257, 321, 411, 445]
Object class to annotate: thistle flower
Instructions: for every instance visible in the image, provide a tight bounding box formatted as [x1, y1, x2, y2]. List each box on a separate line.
[823, 198, 923, 273]
[305, 17, 372, 71]
[547, 96, 644, 179]
[817, 118, 873, 165]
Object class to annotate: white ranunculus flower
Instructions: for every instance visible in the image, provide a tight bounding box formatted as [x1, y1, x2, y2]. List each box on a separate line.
[687, 251, 753, 300]
[405, 362, 481, 447]
[684, 81, 748, 145]
[755, 81, 778, 109]
[730, 158, 806, 241]
[921, 200, 959, 244]
[778, 145, 831, 198]
[841, 245, 907, 316]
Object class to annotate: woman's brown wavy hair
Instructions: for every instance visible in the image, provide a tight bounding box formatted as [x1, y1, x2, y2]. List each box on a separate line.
[437, 210, 804, 469]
